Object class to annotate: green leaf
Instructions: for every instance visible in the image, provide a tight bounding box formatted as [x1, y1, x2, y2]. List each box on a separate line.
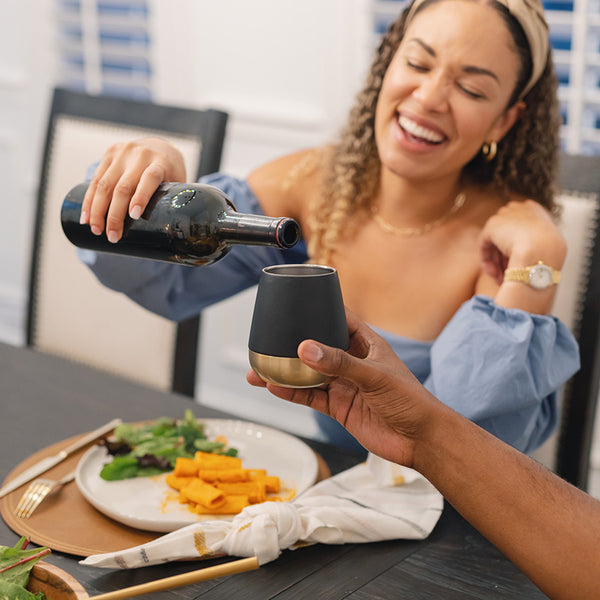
[98, 411, 237, 480]
[193, 440, 225, 453]
[99, 456, 140, 481]
[176, 411, 207, 454]
[0, 580, 45, 599]
[151, 417, 176, 437]
[221, 447, 239, 457]
[0, 539, 49, 599]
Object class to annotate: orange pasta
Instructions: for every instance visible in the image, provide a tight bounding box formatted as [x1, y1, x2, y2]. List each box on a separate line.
[196, 468, 250, 483]
[164, 450, 284, 516]
[263, 476, 280, 494]
[173, 457, 199, 477]
[165, 473, 196, 491]
[180, 479, 225, 509]
[193, 495, 251, 515]
[247, 470, 280, 493]
[194, 451, 242, 470]
[216, 481, 267, 504]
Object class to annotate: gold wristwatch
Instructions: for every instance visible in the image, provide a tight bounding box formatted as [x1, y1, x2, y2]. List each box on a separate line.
[503, 261, 561, 290]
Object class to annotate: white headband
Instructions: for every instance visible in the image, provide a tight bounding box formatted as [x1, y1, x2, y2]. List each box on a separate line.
[405, 0, 549, 97]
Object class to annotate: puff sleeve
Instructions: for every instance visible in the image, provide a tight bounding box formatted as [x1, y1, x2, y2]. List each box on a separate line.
[425, 295, 580, 452]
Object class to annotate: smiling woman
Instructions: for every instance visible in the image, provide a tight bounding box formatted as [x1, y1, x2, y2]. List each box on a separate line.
[75, 0, 579, 455]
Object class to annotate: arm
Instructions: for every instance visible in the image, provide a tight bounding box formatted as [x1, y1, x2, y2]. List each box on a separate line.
[417, 402, 600, 600]
[81, 136, 316, 243]
[247, 311, 600, 600]
[76, 139, 316, 319]
[477, 199, 567, 315]
[79, 173, 309, 321]
[434, 200, 576, 452]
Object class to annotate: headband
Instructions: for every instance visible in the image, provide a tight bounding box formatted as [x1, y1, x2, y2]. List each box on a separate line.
[405, 0, 549, 98]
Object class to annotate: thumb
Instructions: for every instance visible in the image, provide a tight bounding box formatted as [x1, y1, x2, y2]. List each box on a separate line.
[298, 340, 379, 389]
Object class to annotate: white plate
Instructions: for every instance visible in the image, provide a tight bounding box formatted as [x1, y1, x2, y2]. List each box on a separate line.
[75, 418, 318, 532]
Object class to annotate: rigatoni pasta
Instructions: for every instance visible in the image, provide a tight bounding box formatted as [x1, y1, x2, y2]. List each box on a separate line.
[179, 479, 225, 510]
[196, 469, 250, 483]
[193, 495, 250, 515]
[194, 452, 242, 470]
[166, 452, 286, 515]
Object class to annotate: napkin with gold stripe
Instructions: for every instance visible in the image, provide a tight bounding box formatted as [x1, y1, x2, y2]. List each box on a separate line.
[80, 454, 443, 567]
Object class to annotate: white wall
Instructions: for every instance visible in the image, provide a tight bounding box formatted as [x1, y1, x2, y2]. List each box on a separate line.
[151, 0, 372, 176]
[0, 0, 56, 345]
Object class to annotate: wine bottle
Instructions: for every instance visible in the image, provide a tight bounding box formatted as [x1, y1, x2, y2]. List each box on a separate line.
[61, 182, 301, 266]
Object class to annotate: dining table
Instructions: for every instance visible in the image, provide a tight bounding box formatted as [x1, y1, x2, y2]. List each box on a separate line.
[0, 340, 550, 599]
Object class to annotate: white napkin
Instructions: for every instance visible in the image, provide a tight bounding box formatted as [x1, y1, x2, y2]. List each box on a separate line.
[80, 454, 443, 568]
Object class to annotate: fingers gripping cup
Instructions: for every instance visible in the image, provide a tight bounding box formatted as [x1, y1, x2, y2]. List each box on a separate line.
[248, 264, 349, 388]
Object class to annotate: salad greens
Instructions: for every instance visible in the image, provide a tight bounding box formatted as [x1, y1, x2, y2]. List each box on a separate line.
[100, 410, 238, 481]
[0, 537, 50, 600]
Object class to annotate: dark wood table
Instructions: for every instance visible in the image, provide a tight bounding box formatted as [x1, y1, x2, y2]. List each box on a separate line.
[0, 341, 549, 599]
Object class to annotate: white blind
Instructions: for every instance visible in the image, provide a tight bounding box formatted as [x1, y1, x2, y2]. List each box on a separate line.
[55, 0, 153, 100]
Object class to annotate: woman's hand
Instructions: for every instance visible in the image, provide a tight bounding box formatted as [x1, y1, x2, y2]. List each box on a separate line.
[80, 137, 186, 243]
[479, 199, 566, 285]
[246, 310, 440, 467]
[477, 200, 566, 313]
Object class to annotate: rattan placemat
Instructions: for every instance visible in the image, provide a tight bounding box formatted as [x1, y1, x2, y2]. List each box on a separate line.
[0, 428, 330, 557]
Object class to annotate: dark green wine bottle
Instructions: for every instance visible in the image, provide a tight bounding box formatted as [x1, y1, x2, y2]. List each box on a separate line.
[61, 182, 301, 266]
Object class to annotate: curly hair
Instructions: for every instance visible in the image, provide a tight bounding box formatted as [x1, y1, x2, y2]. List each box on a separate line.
[307, 0, 561, 265]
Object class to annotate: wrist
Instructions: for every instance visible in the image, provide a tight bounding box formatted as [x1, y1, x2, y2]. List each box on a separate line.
[497, 238, 566, 311]
[411, 402, 493, 498]
[410, 395, 460, 477]
[503, 261, 561, 290]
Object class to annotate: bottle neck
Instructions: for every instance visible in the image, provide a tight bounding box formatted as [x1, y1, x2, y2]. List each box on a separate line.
[215, 212, 300, 248]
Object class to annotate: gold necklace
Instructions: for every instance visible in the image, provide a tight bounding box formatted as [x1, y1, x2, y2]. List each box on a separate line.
[371, 192, 466, 237]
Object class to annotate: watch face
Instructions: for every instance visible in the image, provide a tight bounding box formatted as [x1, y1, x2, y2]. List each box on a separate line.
[528, 264, 553, 289]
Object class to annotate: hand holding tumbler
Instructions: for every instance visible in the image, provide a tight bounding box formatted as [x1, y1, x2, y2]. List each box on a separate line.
[248, 265, 349, 388]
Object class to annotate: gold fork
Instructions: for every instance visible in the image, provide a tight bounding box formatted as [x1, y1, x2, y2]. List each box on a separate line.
[15, 470, 76, 518]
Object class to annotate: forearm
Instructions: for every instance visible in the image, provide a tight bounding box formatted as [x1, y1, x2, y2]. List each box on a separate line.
[413, 405, 600, 600]
[479, 199, 567, 315]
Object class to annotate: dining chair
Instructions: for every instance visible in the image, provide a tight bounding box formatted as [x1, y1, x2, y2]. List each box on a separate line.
[539, 153, 600, 491]
[26, 87, 228, 396]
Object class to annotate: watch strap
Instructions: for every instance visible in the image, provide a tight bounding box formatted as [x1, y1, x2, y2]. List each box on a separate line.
[503, 262, 561, 285]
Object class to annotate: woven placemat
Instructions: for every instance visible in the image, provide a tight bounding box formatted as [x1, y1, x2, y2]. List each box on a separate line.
[0, 428, 330, 557]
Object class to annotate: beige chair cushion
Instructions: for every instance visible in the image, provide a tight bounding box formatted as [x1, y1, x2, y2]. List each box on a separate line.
[531, 190, 599, 468]
[31, 115, 200, 390]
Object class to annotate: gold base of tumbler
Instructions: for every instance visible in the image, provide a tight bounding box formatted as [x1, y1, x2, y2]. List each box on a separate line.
[248, 350, 329, 388]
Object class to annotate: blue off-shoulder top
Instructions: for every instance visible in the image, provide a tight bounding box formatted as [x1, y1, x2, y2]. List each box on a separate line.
[80, 173, 580, 454]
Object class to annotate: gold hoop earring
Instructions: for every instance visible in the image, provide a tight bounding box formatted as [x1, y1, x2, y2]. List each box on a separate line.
[482, 141, 497, 161]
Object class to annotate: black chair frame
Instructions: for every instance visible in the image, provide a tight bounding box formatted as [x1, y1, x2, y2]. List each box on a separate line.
[556, 153, 600, 489]
[27, 87, 228, 396]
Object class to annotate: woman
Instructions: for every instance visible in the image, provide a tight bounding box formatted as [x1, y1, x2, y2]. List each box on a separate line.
[78, 0, 579, 451]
